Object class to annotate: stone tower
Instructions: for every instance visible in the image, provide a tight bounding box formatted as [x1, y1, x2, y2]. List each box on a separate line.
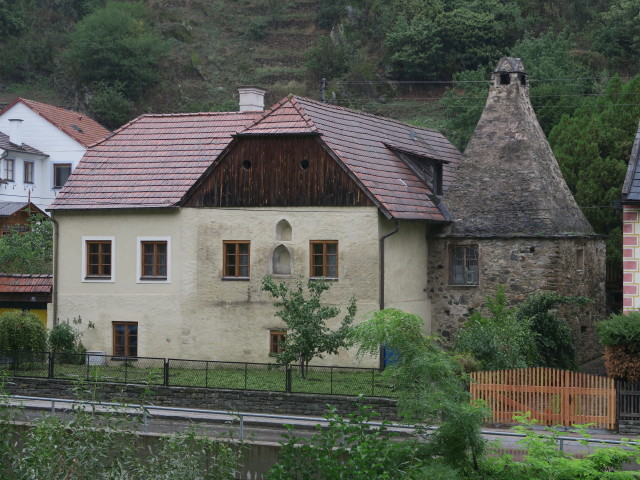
[427, 57, 606, 364]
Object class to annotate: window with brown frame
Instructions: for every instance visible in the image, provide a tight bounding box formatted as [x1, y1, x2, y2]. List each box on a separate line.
[24, 161, 34, 184]
[141, 241, 167, 279]
[53, 163, 72, 188]
[3, 159, 14, 181]
[449, 245, 479, 285]
[113, 322, 138, 357]
[86, 240, 112, 278]
[269, 330, 287, 354]
[310, 240, 338, 278]
[223, 241, 250, 278]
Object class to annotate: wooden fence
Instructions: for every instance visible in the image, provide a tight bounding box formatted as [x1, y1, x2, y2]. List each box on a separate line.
[470, 368, 616, 430]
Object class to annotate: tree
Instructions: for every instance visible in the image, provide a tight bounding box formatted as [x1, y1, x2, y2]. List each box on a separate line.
[0, 311, 47, 353]
[0, 214, 53, 274]
[549, 75, 640, 273]
[261, 276, 356, 376]
[454, 287, 536, 371]
[515, 293, 586, 370]
[62, 1, 169, 100]
[351, 309, 487, 474]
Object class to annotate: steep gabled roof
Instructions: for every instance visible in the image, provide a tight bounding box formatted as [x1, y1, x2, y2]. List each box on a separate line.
[0, 131, 47, 156]
[0, 201, 46, 217]
[0, 273, 52, 294]
[49, 97, 462, 220]
[623, 120, 640, 203]
[49, 112, 261, 210]
[238, 96, 461, 220]
[0, 97, 110, 147]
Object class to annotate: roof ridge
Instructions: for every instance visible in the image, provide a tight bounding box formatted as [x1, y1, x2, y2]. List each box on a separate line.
[238, 96, 318, 133]
[292, 95, 442, 134]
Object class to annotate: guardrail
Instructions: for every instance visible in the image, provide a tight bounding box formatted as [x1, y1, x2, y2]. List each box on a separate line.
[6, 394, 639, 451]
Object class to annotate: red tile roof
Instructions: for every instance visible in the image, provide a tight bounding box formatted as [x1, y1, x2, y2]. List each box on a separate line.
[49, 96, 462, 221]
[241, 96, 461, 220]
[0, 98, 110, 147]
[50, 112, 261, 209]
[0, 274, 52, 294]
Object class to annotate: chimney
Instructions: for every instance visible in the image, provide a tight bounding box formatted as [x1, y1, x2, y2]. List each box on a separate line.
[8, 119, 23, 146]
[238, 87, 267, 112]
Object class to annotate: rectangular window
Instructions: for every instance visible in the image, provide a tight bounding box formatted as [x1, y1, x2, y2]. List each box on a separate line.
[223, 241, 250, 278]
[86, 240, 112, 278]
[113, 322, 138, 357]
[269, 330, 286, 354]
[24, 161, 34, 184]
[310, 240, 338, 278]
[4, 159, 14, 181]
[53, 163, 72, 188]
[576, 248, 584, 272]
[449, 245, 479, 285]
[141, 241, 167, 279]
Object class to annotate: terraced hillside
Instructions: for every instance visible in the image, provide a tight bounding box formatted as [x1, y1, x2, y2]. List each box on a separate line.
[144, 0, 324, 113]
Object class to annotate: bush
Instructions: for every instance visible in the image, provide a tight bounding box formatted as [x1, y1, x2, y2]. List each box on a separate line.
[597, 312, 640, 381]
[454, 287, 536, 371]
[596, 312, 640, 349]
[0, 311, 47, 353]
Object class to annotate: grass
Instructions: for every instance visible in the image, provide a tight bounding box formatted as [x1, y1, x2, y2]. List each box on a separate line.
[2, 358, 395, 398]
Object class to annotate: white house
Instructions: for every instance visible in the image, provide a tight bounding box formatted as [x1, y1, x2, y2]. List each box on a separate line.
[0, 98, 110, 212]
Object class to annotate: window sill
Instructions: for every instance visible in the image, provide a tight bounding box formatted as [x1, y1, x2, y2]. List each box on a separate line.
[309, 277, 338, 282]
[83, 276, 114, 283]
[448, 283, 479, 287]
[222, 276, 250, 281]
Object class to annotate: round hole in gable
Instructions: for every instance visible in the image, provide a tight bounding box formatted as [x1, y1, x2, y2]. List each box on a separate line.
[300, 159, 309, 170]
[242, 160, 252, 170]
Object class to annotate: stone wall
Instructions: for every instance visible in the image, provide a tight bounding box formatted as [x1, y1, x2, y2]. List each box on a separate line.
[428, 235, 606, 363]
[5, 377, 398, 420]
[618, 420, 640, 435]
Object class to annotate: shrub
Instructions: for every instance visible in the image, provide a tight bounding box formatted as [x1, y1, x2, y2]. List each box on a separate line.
[454, 287, 536, 370]
[597, 312, 640, 381]
[0, 311, 46, 353]
[596, 312, 640, 349]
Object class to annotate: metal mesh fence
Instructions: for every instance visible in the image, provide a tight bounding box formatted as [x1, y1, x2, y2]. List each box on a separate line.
[52, 353, 165, 385]
[0, 350, 392, 397]
[290, 365, 393, 397]
[0, 351, 49, 378]
[167, 359, 287, 391]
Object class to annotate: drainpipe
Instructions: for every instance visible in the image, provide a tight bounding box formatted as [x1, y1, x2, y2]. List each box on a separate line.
[50, 211, 59, 327]
[379, 220, 399, 311]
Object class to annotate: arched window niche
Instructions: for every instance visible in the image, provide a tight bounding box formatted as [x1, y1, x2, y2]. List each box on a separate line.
[272, 245, 292, 276]
[276, 219, 292, 242]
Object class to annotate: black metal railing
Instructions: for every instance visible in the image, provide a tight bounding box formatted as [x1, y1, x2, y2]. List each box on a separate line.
[0, 351, 393, 398]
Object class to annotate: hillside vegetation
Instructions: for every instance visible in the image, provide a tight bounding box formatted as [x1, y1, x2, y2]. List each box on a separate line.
[2, 0, 640, 282]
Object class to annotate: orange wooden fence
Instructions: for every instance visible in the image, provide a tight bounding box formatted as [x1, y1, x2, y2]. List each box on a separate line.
[470, 368, 616, 430]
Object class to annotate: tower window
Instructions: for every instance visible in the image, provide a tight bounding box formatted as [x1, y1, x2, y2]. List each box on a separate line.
[519, 73, 527, 86]
[500, 73, 510, 85]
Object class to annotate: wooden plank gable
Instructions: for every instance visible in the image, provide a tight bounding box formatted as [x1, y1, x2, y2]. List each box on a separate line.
[183, 135, 375, 208]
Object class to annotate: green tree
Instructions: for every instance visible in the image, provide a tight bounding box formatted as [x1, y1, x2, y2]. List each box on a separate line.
[352, 309, 486, 473]
[454, 287, 536, 371]
[261, 276, 356, 376]
[515, 293, 585, 370]
[0, 214, 52, 274]
[62, 1, 169, 100]
[549, 75, 640, 272]
[0, 311, 47, 353]
[267, 404, 433, 480]
[593, 0, 640, 70]
[87, 80, 134, 129]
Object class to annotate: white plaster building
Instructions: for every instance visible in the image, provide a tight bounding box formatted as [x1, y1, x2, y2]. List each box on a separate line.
[0, 98, 109, 211]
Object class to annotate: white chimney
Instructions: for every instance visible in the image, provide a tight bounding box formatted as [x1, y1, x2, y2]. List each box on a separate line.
[238, 87, 267, 112]
[9, 119, 23, 146]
